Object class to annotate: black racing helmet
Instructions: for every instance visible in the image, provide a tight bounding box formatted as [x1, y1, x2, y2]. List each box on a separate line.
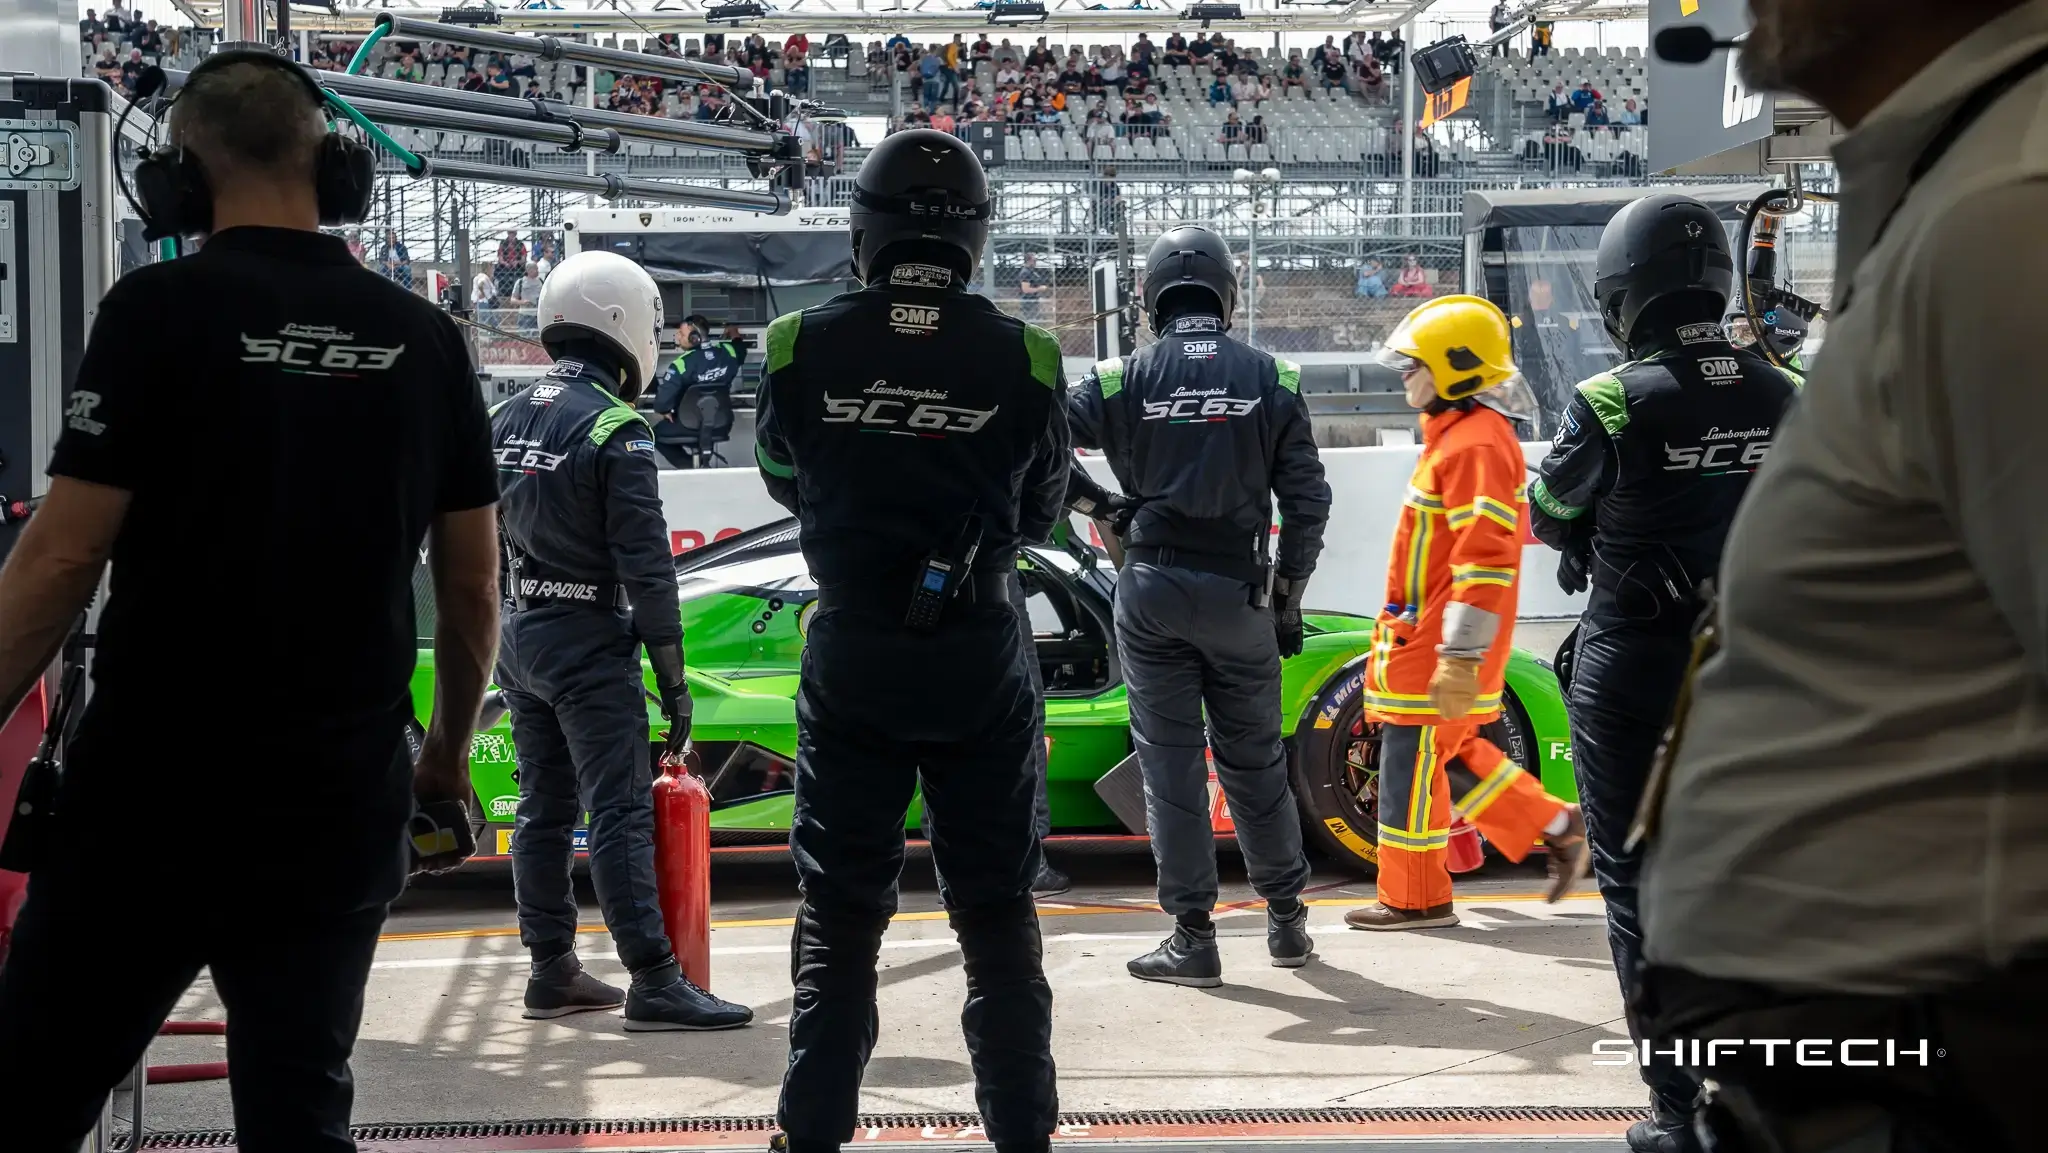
[849, 129, 992, 284]
[1592, 193, 1733, 345]
[1142, 224, 1239, 333]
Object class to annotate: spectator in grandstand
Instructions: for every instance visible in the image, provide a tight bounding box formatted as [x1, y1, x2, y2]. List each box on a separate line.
[1384, 30, 1405, 73]
[783, 29, 808, 60]
[1345, 30, 1370, 65]
[101, 3, 125, 36]
[120, 47, 144, 91]
[1163, 35, 1190, 68]
[481, 60, 514, 97]
[134, 19, 161, 55]
[1102, 52, 1127, 92]
[1133, 33, 1155, 66]
[996, 59, 1022, 87]
[1246, 114, 1268, 146]
[1188, 33, 1213, 63]
[943, 34, 966, 102]
[1358, 54, 1387, 103]
[1017, 252, 1051, 321]
[1283, 55, 1307, 91]
[345, 231, 366, 266]
[1356, 258, 1388, 298]
[1316, 34, 1341, 68]
[886, 30, 911, 56]
[994, 37, 1019, 64]
[1085, 109, 1114, 144]
[1208, 73, 1233, 105]
[1320, 52, 1349, 92]
[1027, 37, 1053, 69]
[918, 46, 943, 110]
[930, 104, 958, 135]
[393, 52, 424, 84]
[1531, 20, 1554, 55]
[695, 88, 725, 120]
[1390, 254, 1432, 298]
[1615, 97, 1642, 125]
[1369, 30, 1388, 63]
[1585, 99, 1610, 127]
[1547, 81, 1572, 120]
[1218, 110, 1244, 143]
[79, 8, 100, 40]
[749, 54, 772, 85]
[1570, 79, 1600, 113]
[1230, 71, 1258, 105]
[1489, 2, 1512, 55]
[971, 33, 993, 62]
[786, 49, 810, 94]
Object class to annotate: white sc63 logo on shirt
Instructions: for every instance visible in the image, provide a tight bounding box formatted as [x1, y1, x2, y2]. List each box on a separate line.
[1141, 388, 1261, 421]
[822, 392, 996, 434]
[240, 335, 405, 373]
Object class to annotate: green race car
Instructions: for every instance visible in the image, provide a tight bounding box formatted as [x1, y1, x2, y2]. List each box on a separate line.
[411, 520, 1574, 873]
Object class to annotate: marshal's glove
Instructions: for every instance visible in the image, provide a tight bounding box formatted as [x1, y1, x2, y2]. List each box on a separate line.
[649, 641, 693, 754]
[1272, 576, 1306, 659]
[1429, 655, 1485, 720]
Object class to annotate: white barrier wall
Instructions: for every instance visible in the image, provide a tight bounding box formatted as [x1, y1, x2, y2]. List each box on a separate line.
[656, 443, 1587, 621]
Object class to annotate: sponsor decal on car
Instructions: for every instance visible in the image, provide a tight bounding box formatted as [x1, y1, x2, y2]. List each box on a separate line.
[1314, 669, 1367, 728]
[489, 795, 519, 818]
[1324, 816, 1380, 865]
[471, 733, 515, 764]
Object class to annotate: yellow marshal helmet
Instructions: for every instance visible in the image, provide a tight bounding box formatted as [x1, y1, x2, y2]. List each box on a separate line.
[1374, 294, 1536, 422]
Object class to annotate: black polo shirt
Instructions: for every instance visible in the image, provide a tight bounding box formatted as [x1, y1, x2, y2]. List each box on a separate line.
[49, 227, 498, 728]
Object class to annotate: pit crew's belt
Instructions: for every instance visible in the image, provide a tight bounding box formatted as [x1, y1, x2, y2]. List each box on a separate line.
[817, 570, 1015, 617]
[506, 568, 628, 609]
[1124, 544, 1265, 587]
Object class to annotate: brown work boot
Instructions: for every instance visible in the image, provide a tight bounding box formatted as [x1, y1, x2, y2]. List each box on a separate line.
[1543, 803, 1591, 903]
[1343, 901, 1460, 931]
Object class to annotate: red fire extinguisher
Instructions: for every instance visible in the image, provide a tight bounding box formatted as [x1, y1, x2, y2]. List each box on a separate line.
[1446, 816, 1486, 874]
[652, 748, 712, 989]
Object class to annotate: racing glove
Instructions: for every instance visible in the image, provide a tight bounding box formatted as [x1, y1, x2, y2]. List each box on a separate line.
[1065, 466, 1140, 537]
[1428, 656, 1485, 720]
[1272, 576, 1306, 659]
[649, 641, 693, 754]
[409, 797, 477, 877]
[1556, 544, 1591, 596]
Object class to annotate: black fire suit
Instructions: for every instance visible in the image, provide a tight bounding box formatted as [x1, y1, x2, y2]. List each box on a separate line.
[1067, 311, 1330, 915]
[653, 338, 745, 468]
[491, 359, 681, 976]
[1529, 324, 1799, 1118]
[754, 264, 1069, 1151]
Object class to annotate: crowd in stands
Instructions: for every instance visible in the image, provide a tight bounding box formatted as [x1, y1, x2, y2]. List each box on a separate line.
[80, 6, 193, 95]
[879, 29, 1407, 137]
[1543, 78, 1646, 128]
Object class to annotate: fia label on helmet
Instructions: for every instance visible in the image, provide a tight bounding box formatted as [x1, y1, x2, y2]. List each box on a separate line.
[890, 304, 941, 335]
[1172, 315, 1220, 333]
[889, 263, 953, 289]
[1677, 322, 1726, 346]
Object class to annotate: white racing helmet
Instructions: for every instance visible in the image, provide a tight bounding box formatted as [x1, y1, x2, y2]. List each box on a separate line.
[536, 251, 664, 398]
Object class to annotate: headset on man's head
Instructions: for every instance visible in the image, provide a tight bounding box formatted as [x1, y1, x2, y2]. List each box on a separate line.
[128, 48, 377, 241]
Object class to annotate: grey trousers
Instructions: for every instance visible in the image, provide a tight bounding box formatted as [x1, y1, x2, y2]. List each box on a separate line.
[1114, 562, 1310, 914]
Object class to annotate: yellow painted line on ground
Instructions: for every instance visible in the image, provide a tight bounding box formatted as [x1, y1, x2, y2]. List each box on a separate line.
[378, 890, 1599, 943]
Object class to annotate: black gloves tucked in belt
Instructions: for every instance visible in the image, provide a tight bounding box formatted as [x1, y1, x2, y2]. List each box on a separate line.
[1557, 543, 1592, 596]
[1272, 575, 1307, 659]
[648, 642, 693, 754]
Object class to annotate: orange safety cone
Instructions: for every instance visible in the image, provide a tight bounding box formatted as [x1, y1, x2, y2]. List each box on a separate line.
[1205, 749, 1235, 834]
[652, 749, 712, 989]
[1446, 816, 1485, 874]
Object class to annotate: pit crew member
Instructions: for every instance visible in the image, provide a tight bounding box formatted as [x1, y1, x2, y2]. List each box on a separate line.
[1529, 194, 1798, 1153]
[754, 129, 1067, 1153]
[493, 251, 753, 1032]
[653, 313, 746, 468]
[1066, 224, 1330, 988]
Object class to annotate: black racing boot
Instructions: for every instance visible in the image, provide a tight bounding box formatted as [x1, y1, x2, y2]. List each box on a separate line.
[1266, 899, 1313, 968]
[522, 951, 625, 1020]
[1128, 916, 1222, 988]
[622, 959, 754, 1032]
[1625, 1100, 1700, 1153]
[1030, 862, 1071, 898]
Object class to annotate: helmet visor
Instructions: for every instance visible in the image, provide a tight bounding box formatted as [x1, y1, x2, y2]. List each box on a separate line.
[1373, 345, 1423, 375]
[1475, 372, 1538, 423]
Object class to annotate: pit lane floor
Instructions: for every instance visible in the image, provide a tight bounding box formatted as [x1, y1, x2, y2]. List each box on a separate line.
[130, 845, 1644, 1149]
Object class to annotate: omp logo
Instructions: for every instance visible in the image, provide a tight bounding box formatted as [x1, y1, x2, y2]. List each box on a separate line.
[822, 392, 997, 436]
[1142, 387, 1261, 422]
[532, 384, 565, 400]
[1723, 44, 1765, 127]
[65, 391, 105, 435]
[890, 304, 941, 334]
[1183, 340, 1220, 358]
[241, 334, 405, 376]
[1698, 357, 1741, 383]
[496, 437, 570, 472]
[519, 578, 600, 600]
[1665, 427, 1773, 472]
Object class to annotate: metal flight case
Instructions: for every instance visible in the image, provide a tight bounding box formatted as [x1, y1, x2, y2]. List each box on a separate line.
[0, 75, 117, 563]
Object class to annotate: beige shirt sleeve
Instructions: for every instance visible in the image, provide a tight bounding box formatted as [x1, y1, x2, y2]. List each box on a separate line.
[1907, 176, 2048, 680]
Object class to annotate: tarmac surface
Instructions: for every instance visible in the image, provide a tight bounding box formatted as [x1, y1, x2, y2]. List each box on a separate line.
[135, 845, 1643, 1146]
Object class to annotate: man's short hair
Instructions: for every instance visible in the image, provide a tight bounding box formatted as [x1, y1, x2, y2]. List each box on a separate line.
[169, 60, 326, 181]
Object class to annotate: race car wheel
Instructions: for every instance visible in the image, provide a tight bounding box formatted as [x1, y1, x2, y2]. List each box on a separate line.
[1290, 672, 1533, 876]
